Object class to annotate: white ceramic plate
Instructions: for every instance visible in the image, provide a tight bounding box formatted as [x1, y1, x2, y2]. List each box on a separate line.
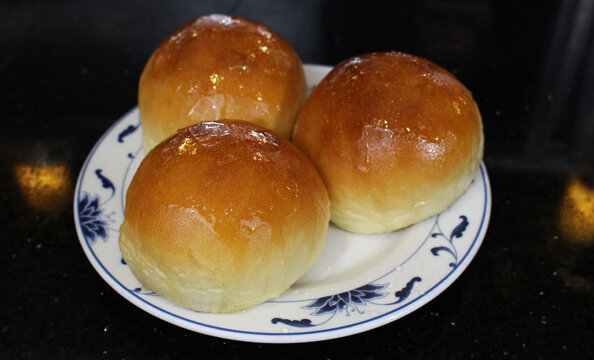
[74, 64, 491, 343]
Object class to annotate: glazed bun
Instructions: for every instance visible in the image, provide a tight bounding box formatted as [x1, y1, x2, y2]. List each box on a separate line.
[292, 52, 484, 234]
[138, 14, 307, 151]
[119, 120, 329, 313]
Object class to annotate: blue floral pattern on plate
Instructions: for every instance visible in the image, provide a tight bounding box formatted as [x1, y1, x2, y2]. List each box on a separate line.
[430, 215, 470, 267]
[270, 210, 470, 329]
[272, 283, 389, 327]
[78, 192, 108, 244]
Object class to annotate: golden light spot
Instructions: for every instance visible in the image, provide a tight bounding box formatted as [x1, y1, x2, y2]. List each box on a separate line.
[453, 101, 461, 114]
[209, 73, 221, 89]
[188, 84, 199, 93]
[373, 118, 389, 128]
[259, 46, 269, 53]
[256, 92, 263, 102]
[559, 174, 594, 244]
[178, 137, 191, 151]
[14, 164, 71, 212]
[178, 137, 197, 155]
[253, 152, 264, 161]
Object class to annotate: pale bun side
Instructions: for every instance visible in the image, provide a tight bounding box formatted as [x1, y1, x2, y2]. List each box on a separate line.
[139, 14, 307, 151]
[119, 120, 329, 313]
[292, 52, 484, 234]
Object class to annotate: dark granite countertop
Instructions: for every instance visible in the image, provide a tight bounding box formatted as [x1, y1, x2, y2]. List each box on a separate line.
[1, 0, 592, 358]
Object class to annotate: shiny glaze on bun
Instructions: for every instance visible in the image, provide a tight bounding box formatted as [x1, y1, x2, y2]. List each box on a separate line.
[139, 14, 307, 151]
[292, 52, 484, 233]
[119, 120, 329, 313]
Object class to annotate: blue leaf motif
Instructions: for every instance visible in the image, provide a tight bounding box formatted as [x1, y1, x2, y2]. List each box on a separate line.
[307, 295, 333, 309]
[431, 246, 455, 257]
[450, 215, 469, 239]
[307, 296, 339, 316]
[118, 123, 140, 143]
[393, 277, 422, 304]
[356, 283, 386, 294]
[377, 276, 423, 306]
[273, 283, 388, 328]
[78, 193, 109, 244]
[132, 287, 157, 296]
[350, 293, 365, 304]
[305, 283, 387, 316]
[95, 169, 115, 197]
[337, 292, 351, 309]
[271, 318, 314, 328]
[430, 214, 470, 267]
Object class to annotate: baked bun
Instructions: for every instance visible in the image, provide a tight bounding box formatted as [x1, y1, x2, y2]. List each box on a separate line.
[119, 120, 329, 313]
[138, 14, 307, 151]
[292, 52, 484, 234]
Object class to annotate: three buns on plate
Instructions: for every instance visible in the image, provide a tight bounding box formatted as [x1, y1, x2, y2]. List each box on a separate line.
[119, 15, 484, 313]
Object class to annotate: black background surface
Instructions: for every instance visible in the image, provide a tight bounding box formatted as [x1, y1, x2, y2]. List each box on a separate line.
[1, 0, 593, 358]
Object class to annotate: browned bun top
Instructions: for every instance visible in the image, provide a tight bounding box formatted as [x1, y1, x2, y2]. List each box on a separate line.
[139, 14, 307, 151]
[292, 52, 484, 233]
[119, 120, 329, 312]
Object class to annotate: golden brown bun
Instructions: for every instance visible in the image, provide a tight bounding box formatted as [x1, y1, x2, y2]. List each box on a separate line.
[119, 120, 329, 313]
[292, 52, 484, 234]
[138, 14, 307, 151]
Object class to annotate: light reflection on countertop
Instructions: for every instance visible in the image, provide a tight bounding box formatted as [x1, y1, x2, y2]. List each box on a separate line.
[559, 174, 594, 245]
[14, 163, 71, 213]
